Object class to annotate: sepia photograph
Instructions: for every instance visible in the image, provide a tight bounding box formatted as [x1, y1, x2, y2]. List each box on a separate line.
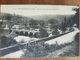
[0, 5, 80, 58]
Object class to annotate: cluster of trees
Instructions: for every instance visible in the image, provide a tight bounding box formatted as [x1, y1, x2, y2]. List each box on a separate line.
[0, 12, 78, 30]
[0, 36, 17, 48]
[21, 40, 74, 57]
[0, 10, 79, 38]
[15, 28, 49, 38]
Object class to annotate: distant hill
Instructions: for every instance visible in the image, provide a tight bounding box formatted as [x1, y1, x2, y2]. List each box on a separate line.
[0, 13, 74, 22]
[29, 15, 74, 21]
[0, 13, 32, 21]
[0, 13, 75, 28]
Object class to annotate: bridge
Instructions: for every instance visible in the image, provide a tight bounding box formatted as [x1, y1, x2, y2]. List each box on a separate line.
[0, 31, 73, 57]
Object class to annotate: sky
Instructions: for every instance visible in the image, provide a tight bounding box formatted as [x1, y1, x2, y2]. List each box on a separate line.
[1, 5, 79, 17]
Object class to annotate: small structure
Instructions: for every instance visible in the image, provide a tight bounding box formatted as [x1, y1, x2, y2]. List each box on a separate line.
[57, 29, 62, 34]
[12, 25, 20, 30]
[4, 24, 9, 30]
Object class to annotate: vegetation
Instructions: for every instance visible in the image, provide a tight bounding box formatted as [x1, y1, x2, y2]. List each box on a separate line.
[0, 36, 17, 48]
[0, 12, 78, 31]
[21, 40, 77, 57]
[0, 9, 79, 56]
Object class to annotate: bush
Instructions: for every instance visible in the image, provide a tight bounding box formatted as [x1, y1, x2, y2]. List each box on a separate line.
[20, 31, 24, 35]
[25, 32, 28, 36]
[0, 36, 17, 48]
[39, 28, 49, 38]
[52, 29, 59, 35]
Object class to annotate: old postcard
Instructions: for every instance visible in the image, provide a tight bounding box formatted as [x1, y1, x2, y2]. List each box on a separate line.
[0, 5, 79, 58]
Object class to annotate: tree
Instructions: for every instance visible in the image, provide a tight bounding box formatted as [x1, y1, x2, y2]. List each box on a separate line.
[39, 28, 48, 38]
[52, 29, 59, 35]
[48, 19, 58, 25]
[29, 32, 33, 37]
[1, 13, 12, 20]
[29, 19, 38, 28]
[0, 36, 17, 48]
[60, 17, 68, 32]
[25, 32, 28, 36]
[39, 20, 45, 27]
[20, 31, 24, 35]
[74, 8, 79, 28]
